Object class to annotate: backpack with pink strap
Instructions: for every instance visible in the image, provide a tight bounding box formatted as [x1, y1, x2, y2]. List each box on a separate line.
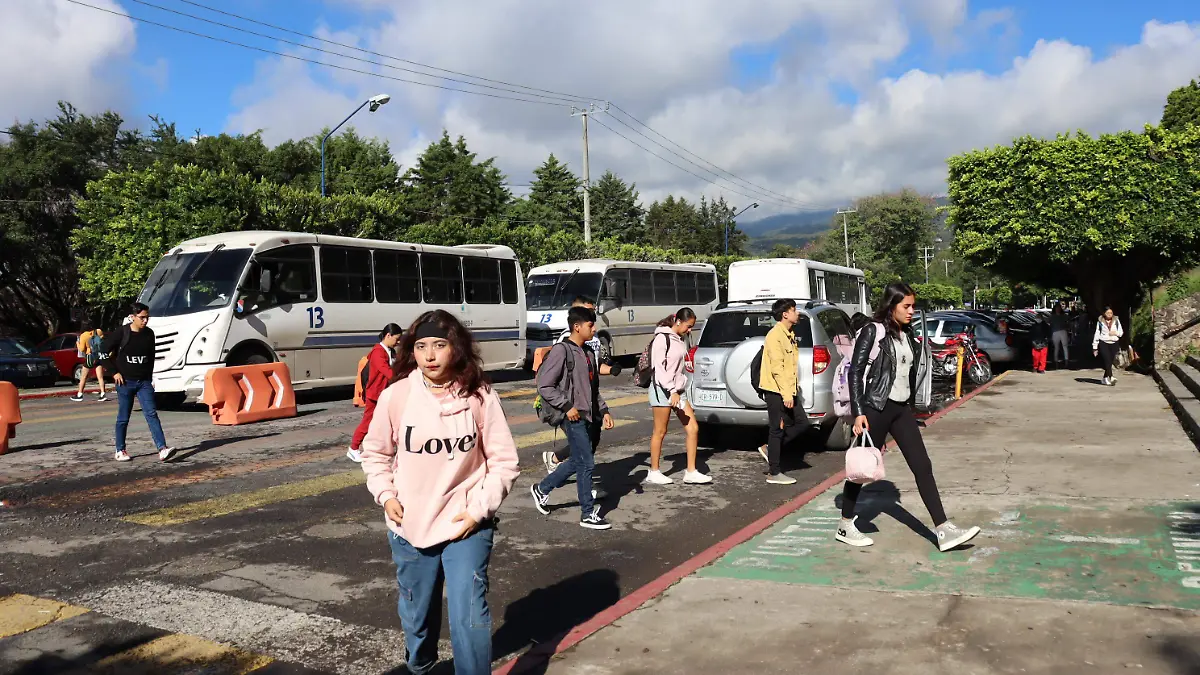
[832, 322, 886, 419]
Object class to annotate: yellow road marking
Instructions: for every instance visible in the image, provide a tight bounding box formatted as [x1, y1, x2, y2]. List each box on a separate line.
[92, 633, 272, 674]
[499, 387, 537, 399]
[23, 411, 114, 425]
[0, 594, 89, 638]
[123, 415, 642, 527]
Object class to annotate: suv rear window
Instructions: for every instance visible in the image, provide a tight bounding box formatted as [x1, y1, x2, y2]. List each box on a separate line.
[699, 311, 814, 348]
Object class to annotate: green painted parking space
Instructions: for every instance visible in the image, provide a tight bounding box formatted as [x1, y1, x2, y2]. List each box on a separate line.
[700, 489, 1200, 611]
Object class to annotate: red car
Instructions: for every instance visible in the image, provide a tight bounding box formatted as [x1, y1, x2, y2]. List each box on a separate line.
[35, 333, 84, 383]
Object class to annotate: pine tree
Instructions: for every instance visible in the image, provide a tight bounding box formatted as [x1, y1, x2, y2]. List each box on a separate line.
[1163, 78, 1200, 132]
[590, 170, 646, 242]
[528, 153, 582, 231]
[400, 131, 511, 223]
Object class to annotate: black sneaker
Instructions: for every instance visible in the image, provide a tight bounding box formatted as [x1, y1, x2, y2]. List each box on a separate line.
[70, 393, 84, 402]
[530, 484, 550, 515]
[580, 507, 611, 530]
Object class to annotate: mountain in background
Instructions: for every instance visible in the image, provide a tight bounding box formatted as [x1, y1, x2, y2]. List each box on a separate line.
[742, 197, 950, 255]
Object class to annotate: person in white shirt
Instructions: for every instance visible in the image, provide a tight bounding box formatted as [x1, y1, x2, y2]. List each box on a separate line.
[1092, 306, 1124, 386]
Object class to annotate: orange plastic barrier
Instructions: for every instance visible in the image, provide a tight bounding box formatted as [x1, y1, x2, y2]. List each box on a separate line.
[201, 362, 297, 426]
[0, 381, 21, 455]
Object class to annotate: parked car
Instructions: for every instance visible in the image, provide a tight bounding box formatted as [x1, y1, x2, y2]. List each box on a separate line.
[918, 313, 1018, 364]
[35, 332, 84, 382]
[0, 338, 60, 388]
[685, 299, 856, 452]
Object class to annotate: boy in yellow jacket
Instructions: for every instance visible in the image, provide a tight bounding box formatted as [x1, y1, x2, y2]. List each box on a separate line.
[758, 298, 803, 484]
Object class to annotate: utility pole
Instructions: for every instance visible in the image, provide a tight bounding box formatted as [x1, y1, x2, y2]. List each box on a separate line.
[837, 208, 856, 267]
[942, 259, 953, 278]
[571, 102, 608, 243]
[920, 246, 937, 284]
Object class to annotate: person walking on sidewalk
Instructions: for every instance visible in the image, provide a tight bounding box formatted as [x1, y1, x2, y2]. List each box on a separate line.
[1049, 303, 1071, 369]
[837, 283, 981, 552]
[1030, 314, 1050, 374]
[757, 298, 805, 485]
[360, 310, 520, 675]
[71, 322, 109, 402]
[102, 303, 175, 463]
[645, 308, 712, 486]
[347, 323, 403, 463]
[1093, 306, 1124, 387]
[531, 306, 616, 530]
[542, 297, 622, 499]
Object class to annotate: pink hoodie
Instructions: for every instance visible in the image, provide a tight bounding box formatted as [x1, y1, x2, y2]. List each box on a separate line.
[361, 375, 520, 548]
[651, 326, 688, 393]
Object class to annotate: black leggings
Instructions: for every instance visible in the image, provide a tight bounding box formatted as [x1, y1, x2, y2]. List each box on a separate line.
[841, 400, 947, 525]
[1098, 341, 1119, 380]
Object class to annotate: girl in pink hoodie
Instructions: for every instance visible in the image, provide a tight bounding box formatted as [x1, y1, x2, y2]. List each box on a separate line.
[645, 307, 712, 486]
[361, 310, 519, 675]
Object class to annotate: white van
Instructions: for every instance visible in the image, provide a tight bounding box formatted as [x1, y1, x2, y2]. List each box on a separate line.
[728, 259, 869, 316]
[135, 231, 525, 401]
[525, 259, 719, 361]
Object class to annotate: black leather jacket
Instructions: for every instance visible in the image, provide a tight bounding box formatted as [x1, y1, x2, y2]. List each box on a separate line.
[849, 322, 922, 417]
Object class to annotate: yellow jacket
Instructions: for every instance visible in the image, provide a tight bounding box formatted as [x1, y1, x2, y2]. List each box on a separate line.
[759, 322, 799, 403]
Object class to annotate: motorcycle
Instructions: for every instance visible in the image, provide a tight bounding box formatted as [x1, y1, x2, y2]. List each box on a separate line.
[927, 329, 993, 385]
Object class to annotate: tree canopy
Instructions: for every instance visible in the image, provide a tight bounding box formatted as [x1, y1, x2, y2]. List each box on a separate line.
[1162, 78, 1200, 133]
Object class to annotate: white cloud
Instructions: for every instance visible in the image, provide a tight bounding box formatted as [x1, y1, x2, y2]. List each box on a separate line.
[208, 4, 1200, 215]
[0, 0, 136, 126]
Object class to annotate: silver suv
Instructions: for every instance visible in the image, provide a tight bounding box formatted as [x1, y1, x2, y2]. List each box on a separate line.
[686, 300, 856, 451]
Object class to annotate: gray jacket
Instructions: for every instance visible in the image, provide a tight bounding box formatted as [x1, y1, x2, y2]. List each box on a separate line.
[537, 340, 609, 421]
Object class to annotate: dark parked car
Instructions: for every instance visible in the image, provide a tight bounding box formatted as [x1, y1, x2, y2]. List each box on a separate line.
[0, 338, 59, 388]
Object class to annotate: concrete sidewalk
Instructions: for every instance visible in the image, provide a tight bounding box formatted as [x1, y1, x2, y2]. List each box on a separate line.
[542, 371, 1200, 674]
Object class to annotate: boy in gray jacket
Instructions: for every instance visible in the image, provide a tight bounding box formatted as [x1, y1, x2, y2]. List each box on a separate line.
[530, 306, 615, 530]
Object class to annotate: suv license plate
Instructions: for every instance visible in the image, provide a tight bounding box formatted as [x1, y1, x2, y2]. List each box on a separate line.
[694, 389, 725, 405]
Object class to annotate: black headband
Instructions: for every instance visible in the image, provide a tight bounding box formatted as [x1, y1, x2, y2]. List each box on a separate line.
[413, 320, 449, 340]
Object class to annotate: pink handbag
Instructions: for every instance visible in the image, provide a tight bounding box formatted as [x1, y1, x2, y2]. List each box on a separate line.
[845, 430, 885, 484]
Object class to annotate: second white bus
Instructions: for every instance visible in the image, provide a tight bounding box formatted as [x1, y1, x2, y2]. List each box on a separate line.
[727, 258, 869, 316]
[525, 259, 720, 361]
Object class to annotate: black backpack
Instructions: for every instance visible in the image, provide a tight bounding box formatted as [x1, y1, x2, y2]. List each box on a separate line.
[749, 345, 766, 400]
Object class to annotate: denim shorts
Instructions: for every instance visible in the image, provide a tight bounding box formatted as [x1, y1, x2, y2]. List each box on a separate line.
[649, 385, 687, 408]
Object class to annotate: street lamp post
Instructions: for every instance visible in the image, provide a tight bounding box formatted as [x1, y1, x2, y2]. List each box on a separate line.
[321, 94, 391, 197]
[726, 203, 758, 255]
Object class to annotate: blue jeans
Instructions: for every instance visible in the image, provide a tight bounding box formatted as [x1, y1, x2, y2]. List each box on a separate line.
[115, 379, 167, 452]
[388, 526, 494, 675]
[537, 419, 595, 517]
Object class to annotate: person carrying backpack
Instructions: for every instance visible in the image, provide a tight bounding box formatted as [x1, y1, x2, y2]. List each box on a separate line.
[347, 323, 403, 463]
[530, 306, 615, 530]
[645, 308, 711, 486]
[756, 299, 805, 485]
[101, 303, 175, 463]
[837, 283, 981, 552]
[71, 321, 109, 402]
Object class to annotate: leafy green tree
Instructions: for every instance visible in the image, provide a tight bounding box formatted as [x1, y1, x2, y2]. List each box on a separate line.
[645, 195, 703, 252]
[912, 283, 963, 309]
[589, 170, 645, 242]
[527, 153, 582, 231]
[1163, 78, 1200, 132]
[307, 128, 400, 195]
[400, 131, 510, 224]
[948, 126, 1200, 323]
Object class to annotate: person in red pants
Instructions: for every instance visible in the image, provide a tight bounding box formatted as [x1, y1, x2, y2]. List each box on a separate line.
[348, 323, 403, 462]
[1030, 314, 1050, 374]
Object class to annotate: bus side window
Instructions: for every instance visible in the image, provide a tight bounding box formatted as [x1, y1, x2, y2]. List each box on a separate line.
[500, 260, 519, 305]
[242, 245, 316, 312]
[698, 273, 717, 304]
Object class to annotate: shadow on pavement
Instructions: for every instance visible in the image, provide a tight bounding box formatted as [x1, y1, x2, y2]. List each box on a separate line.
[488, 568, 622, 674]
[1074, 377, 1107, 386]
[835, 480, 939, 547]
[172, 432, 283, 462]
[7, 635, 157, 675]
[4, 438, 89, 454]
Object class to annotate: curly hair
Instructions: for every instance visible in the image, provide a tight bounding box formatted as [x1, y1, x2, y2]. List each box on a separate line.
[390, 310, 490, 400]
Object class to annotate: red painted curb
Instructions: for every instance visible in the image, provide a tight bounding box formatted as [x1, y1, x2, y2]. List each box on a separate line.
[491, 370, 1013, 674]
[18, 389, 93, 401]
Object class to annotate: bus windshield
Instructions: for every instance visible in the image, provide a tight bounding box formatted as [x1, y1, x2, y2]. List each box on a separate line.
[138, 248, 253, 317]
[526, 273, 602, 310]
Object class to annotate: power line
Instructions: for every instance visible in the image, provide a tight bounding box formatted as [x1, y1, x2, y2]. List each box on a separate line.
[167, 0, 602, 104]
[63, 0, 571, 108]
[125, 0, 588, 106]
[588, 116, 816, 211]
[609, 103, 817, 209]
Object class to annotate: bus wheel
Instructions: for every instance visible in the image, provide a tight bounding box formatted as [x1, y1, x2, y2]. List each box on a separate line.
[242, 354, 270, 366]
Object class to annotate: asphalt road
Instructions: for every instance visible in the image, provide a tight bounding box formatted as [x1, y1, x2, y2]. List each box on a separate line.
[0, 372, 846, 674]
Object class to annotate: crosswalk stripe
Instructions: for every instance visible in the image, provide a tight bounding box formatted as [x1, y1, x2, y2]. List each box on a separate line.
[122, 418, 639, 527]
[0, 594, 90, 638]
[92, 633, 273, 673]
[80, 581, 429, 675]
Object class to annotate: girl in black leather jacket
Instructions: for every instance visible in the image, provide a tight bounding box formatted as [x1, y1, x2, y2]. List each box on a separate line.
[836, 283, 982, 553]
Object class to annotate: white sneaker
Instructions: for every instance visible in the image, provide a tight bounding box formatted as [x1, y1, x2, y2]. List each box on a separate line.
[683, 471, 713, 485]
[1101, 377, 1111, 386]
[644, 470, 673, 485]
[757, 445, 769, 464]
[835, 516, 874, 547]
[542, 450, 560, 474]
[1109, 376, 1118, 386]
[936, 521, 982, 552]
[158, 446, 177, 462]
[114, 450, 131, 462]
[346, 448, 363, 463]
[766, 472, 797, 485]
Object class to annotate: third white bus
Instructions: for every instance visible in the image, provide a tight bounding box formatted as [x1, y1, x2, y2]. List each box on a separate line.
[525, 259, 719, 361]
[727, 258, 869, 316]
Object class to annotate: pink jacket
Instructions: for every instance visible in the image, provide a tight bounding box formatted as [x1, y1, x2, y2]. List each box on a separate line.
[651, 326, 688, 393]
[361, 375, 520, 548]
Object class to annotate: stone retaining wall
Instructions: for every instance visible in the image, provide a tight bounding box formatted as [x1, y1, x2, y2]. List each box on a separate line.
[1154, 292, 1200, 369]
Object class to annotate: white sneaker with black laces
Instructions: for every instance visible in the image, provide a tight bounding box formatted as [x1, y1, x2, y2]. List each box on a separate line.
[580, 506, 611, 530]
[530, 484, 550, 515]
[835, 516, 874, 547]
[542, 451, 560, 474]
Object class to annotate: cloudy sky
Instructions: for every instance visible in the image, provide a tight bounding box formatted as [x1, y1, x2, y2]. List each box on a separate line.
[4, 0, 1199, 219]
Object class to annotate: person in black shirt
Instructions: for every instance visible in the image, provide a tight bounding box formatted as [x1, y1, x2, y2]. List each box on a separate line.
[102, 302, 175, 462]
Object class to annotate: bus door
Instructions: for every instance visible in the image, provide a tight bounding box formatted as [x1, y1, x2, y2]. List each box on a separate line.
[233, 244, 321, 381]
